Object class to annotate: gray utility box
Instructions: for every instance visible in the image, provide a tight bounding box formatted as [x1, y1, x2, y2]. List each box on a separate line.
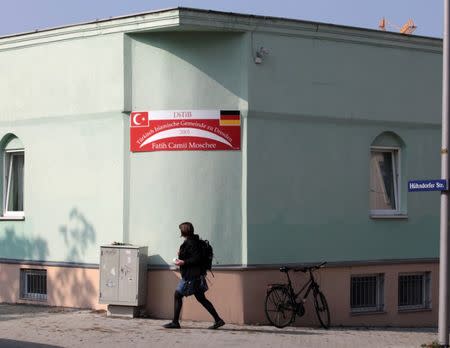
[99, 245, 148, 316]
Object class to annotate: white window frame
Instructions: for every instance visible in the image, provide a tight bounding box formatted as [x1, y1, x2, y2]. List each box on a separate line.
[370, 146, 401, 216]
[3, 149, 24, 218]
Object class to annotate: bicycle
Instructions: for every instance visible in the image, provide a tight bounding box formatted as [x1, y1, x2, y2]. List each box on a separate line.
[264, 261, 330, 329]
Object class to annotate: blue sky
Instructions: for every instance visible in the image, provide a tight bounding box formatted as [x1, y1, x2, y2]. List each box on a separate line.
[0, 0, 443, 38]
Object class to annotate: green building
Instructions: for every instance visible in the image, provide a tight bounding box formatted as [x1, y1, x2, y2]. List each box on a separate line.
[0, 7, 442, 326]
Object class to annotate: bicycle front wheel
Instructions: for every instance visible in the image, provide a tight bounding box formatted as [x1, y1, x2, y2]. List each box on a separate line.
[314, 290, 330, 329]
[265, 287, 295, 328]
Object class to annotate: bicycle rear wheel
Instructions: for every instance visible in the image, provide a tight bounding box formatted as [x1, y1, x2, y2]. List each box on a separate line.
[265, 287, 295, 328]
[314, 290, 330, 329]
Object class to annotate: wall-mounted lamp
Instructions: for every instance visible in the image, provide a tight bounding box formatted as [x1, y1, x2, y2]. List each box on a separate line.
[254, 46, 269, 64]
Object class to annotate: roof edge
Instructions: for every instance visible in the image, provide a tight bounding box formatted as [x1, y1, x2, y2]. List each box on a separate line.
[178, 7, 441, 42]
[0, 7, 442, 52]
[1, 6, 443, 42]
[0, 7, 181, 40]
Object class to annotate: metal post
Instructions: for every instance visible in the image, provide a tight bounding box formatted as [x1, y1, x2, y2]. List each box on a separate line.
[440, 0, 450, 346]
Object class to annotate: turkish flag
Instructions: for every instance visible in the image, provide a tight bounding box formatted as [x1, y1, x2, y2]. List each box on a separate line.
[130, 112, 149, 127]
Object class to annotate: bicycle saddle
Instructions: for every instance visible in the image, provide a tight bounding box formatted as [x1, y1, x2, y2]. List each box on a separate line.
[279, 266, 290, 273]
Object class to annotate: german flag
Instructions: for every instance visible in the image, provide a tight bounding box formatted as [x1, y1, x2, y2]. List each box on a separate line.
[220, 110, 240, 126]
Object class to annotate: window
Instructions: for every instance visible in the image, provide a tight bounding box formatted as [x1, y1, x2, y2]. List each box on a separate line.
[369, 132, 405, 217]
[1, 135, 24, 218]
[398, 273, 431, 310]
[20, 269, 47, 301]
[4, 150, 24, 216]
[350, 274, 384, 312]
[370, 147, 400, 214]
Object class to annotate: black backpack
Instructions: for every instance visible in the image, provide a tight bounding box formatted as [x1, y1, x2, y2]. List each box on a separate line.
[198, 239, 214, 276]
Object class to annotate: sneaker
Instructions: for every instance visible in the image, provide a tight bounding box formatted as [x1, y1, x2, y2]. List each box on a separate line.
[163, 321, 181, 329]
[208, 319, 225, 330]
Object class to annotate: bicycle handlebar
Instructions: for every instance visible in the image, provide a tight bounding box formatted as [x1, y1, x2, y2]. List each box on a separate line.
[293, 261, 327, 273]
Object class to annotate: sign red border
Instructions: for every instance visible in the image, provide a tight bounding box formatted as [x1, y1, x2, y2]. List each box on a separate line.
[130, 110, 241, 152]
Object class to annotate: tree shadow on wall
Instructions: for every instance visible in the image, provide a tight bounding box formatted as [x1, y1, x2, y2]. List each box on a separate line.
[49, 208, 98, 309]
[0, 228, 48, 260]
[59, 208, 96, 261]
[0, 228, 49, 306]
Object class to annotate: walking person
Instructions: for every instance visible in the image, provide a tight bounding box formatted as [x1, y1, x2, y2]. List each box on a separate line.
[163, 222, 225, 329]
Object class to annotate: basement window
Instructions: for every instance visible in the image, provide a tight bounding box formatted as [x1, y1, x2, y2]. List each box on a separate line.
[351, 274, 384, 313]
[398, 273, 431, 310]
[20, 269, 47, 301]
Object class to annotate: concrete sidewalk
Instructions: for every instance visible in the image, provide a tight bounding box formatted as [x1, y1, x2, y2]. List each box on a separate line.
[0, 304, 438, 347]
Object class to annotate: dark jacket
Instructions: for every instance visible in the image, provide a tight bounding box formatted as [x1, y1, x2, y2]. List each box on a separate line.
[178, 234, 204, 280]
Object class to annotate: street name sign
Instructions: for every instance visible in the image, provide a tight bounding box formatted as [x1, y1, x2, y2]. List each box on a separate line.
[408, 179, 448, 192]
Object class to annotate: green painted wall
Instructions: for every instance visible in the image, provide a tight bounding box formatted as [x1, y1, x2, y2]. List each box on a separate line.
[247, 32, 442, 264]
[247, 117, 440, 263]
[0, 17, 442, 267]
[0, 34, 124, 119]
[248, 32, 441, 123]
[0, 114, 126, 263]
[127, 32, 247, 265]
[0, 34, 127, 263]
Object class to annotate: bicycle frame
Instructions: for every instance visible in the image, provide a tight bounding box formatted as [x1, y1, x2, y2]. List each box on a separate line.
[265, 262, 330, 329]
[284, 269, 319, 304]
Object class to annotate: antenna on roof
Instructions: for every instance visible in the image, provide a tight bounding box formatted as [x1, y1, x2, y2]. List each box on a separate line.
[379, 17, 417, 35]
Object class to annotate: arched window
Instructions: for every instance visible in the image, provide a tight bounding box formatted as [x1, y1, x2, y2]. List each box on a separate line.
[1, 134, 24, 218]
[370, 132, 405, 216]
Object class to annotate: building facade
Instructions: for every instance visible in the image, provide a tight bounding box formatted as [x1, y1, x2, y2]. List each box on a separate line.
[0, 8, 443, 326]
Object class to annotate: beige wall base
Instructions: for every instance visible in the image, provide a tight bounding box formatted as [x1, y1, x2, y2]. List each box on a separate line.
[0, 263, 106, 310]
[147, 262, 438, 327]
[0, 262, 438, 327]
[240, 262, 438, 327]
[146, 270, 245, 324]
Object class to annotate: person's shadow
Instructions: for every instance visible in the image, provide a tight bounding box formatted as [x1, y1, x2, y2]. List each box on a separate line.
[0, 339, 62, 348]
[173, 325, 322, 336]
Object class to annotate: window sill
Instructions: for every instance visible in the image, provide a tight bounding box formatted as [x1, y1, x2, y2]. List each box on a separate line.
[18, 297, 47, 303]
[370, 214, 408, 220]
[350, 310, 386, 316]
[0, 216, 25, 221]
[398, 307, 432, 313]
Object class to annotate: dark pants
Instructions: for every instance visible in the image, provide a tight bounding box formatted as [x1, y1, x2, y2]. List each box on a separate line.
[173, 289, 221, 323]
